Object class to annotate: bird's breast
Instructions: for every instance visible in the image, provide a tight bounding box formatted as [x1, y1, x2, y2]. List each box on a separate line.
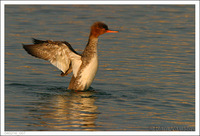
[78, 54, 98, 90]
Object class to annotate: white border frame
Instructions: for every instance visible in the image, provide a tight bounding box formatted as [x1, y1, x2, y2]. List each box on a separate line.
[1, 1, 199, 136]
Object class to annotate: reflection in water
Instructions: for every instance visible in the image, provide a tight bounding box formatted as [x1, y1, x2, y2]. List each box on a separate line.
[27, 90, 99, 131]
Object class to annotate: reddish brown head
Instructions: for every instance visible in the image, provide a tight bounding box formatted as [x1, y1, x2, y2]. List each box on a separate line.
[90, 22, 118, 38]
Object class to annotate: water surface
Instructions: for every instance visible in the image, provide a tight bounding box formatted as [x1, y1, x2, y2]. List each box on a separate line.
[5, 5, 195, 131]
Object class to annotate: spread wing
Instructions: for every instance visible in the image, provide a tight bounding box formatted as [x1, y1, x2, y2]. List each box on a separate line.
[23, 38, 82, 76]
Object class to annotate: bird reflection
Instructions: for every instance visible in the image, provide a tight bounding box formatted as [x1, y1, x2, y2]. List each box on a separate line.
[27, 89, 100, 131]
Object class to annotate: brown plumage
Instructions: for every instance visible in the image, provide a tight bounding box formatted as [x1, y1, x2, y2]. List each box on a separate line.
[22, 22, 118, 91]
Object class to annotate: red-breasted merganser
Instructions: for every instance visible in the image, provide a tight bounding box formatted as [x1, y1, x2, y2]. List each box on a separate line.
[23, 22, 118, 91]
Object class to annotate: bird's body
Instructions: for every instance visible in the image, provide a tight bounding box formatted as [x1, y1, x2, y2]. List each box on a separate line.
[68, 38, 99, 90]
[23, 22, 118, 91]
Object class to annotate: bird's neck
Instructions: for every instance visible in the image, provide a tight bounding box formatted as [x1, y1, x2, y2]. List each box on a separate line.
[82, 37, 98, 57]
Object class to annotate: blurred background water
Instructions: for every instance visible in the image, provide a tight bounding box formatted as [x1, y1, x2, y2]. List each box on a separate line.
[4, 5, 195, 131]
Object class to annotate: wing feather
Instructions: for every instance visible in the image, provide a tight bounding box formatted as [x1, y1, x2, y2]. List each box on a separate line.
[23, 39, 81, 76]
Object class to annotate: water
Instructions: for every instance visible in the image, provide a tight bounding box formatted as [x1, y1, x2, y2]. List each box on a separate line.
[4, 5, 195, 131]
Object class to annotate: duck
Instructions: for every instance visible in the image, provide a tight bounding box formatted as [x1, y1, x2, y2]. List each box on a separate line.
[23, 22, 118, 91]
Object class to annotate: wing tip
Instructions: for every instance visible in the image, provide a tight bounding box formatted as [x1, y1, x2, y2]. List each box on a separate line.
[32, 38, 37, 43]
[21, 38, 39, 48]
[22, 43, 27, 50]
[32, 38, 46, 44]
